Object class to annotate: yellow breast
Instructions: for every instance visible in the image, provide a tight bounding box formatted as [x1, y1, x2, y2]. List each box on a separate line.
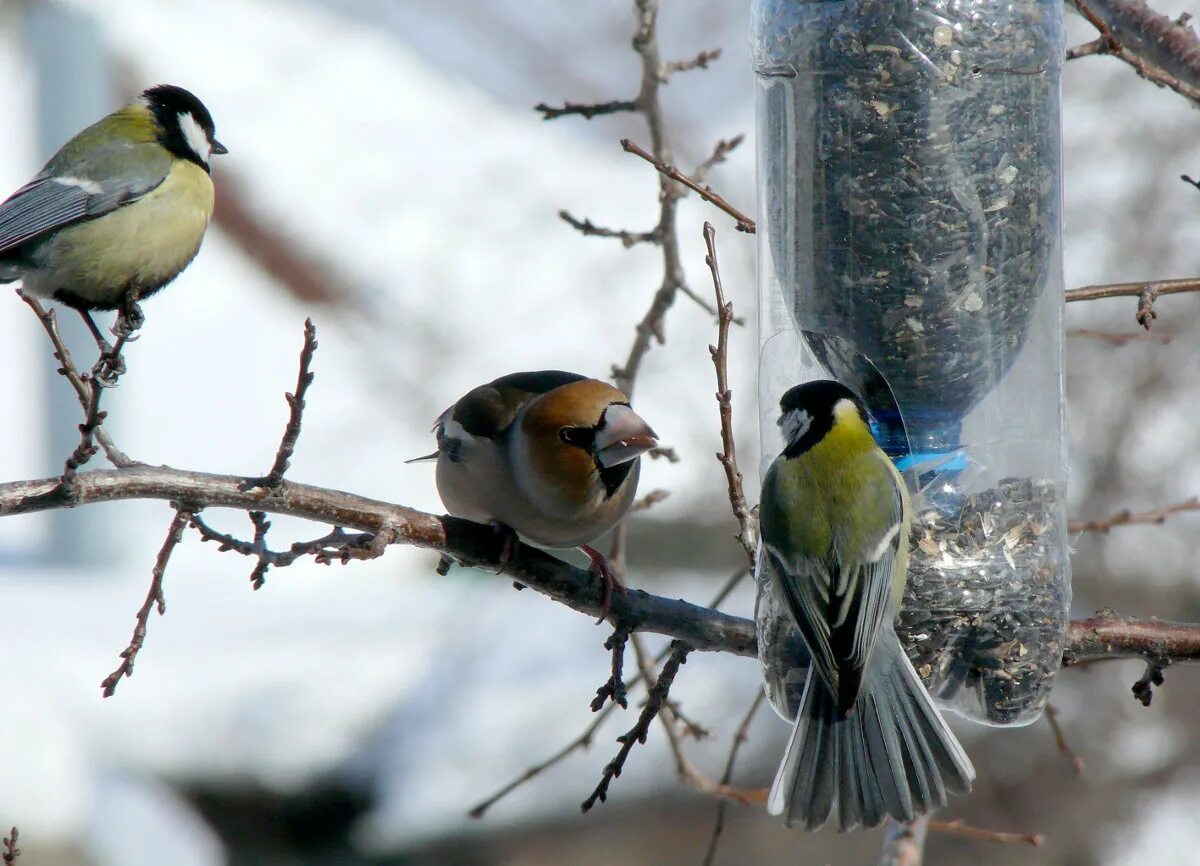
[42, 159, 215, 303]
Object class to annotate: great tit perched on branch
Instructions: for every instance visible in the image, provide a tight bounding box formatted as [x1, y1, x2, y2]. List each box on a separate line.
[415, 371, 658, 613]
[760, 380, 974, 830]
[0, 84, 226, 374]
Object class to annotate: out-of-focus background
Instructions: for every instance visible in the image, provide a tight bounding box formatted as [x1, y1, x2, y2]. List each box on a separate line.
[1, 0, 1199, 864]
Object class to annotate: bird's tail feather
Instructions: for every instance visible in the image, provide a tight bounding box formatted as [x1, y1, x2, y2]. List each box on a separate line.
[768, 630, 974, 830]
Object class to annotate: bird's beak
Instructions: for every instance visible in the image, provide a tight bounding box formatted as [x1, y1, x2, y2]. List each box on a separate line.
[594, 404, 658, 469]
[404, 449, 440, 465]
[211, 139, 229, 156]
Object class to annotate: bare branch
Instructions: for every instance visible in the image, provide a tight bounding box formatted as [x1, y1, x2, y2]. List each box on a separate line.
[1066, 276, 1200, 303]
[1069, 0, 1200, 104]
[1066, 277, 1200, 326]
[581, 641, 692, 811]
[1065, 611, 1200, 668]
[1066, 0, 1200, 104]
[702, 690, 767, 866]
[662, 47, 722, 78]
[100, 507, 191, 697]
[558, 210, 660, 247]
[535, 99, 637, 120]
[703, 223, 756, 567]
[1069, 497, 1200, 532]
[592, 627, 630, 711]
[8, 468, 1200, 670]
[1067, 37, 1109, 59]
[630, 488, 671, 513]
[243, 319, 318, 491]
[18, 292, 136, 469]
[928, 818, 1044, 848]
[648, 445, 680, 463]
[693, 134, 745, 186]
[621, 138, 756, 234]
[1045, 704, 1086, 775]
[880, 816, 930, 866]
[2, 827, 18, 866]
[468, 702, 618, 819]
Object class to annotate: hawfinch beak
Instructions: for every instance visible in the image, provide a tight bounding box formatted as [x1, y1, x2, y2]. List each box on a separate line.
[594, 404, 658, 469]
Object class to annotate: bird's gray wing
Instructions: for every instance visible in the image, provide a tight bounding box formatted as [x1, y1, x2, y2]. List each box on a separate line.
[0, 142, 172, 254]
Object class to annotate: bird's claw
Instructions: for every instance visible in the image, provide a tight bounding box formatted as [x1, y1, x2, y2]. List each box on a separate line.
[488, 521, 519, 574]
[580, 544, 626, 624]
[91, 350, 127, 388]
[112, 302, 144, 340]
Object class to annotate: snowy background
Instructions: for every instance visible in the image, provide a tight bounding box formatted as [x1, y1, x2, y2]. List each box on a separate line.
[0, 1, 1199, 864]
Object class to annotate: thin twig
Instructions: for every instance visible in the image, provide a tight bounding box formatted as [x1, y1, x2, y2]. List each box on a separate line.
[468, 703, 618, 819]
[702, 690, 767, 866]
[622, 138, 756, 234]
[2, 827, 17, 866]
[880, 816, 930, 866]
[243, 318, 318, 491]
[1069, 497, 1200, 533]
[189, 513, 376, 580]
[927, 818, 1044, 848]
[18, 291, 136, 468]
[535, 99, 637, 120]
[662, 47, 722, 77]
[703, 223, 756, 567]
[630, 488, 671, 513]
[693, 135, 745, 186]
[100, 507, 191, 697]
[465, 569, 749, 819]
[593, 627, 630, 711]
[1044, 704, 1086, 775]
[611, 0, 691, 397]
[558, 210, 660, 247]
[1067, 38, 1109, 59]
[581, 641, 692, 811]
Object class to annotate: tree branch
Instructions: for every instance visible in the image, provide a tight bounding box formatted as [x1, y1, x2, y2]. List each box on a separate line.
[244, 319, 317, 491]
[621, 138, 756, 235]
[1066, 0, 1200, 105]
[703, 223, 756, 567]
[1069, 497, 1200, 532]
[2, 827, 18, 866]
[6, 466, 1200, 671]
[17, 292, 136, 469]
[100, 507, 191, 697]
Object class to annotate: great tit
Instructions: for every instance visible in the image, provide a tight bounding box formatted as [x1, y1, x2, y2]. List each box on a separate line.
[0, 84, 226, 359]
[759, 380, 974, 830]
[417, 371, 658, 610]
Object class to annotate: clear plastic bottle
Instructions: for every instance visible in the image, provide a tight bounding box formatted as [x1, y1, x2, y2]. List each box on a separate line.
[752, 0, 1069, 726]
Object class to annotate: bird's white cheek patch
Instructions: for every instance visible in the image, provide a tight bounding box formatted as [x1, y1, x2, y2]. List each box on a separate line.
[178, 111, 211, 163]
[779, 408, 813, 443]
[54, 176, 104, 195]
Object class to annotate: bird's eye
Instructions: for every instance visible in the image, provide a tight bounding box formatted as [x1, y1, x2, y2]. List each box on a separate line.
[558, 427, 595, 450]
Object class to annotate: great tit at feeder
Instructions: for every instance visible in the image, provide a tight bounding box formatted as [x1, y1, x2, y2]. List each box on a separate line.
[414, 371, 658, 612]
[0, 84, 226, 359]
[759, 380, 974, 830]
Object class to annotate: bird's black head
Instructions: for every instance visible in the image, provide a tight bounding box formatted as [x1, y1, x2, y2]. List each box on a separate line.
[777, 380, 869, 457]
[141, 84, 227, 172]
